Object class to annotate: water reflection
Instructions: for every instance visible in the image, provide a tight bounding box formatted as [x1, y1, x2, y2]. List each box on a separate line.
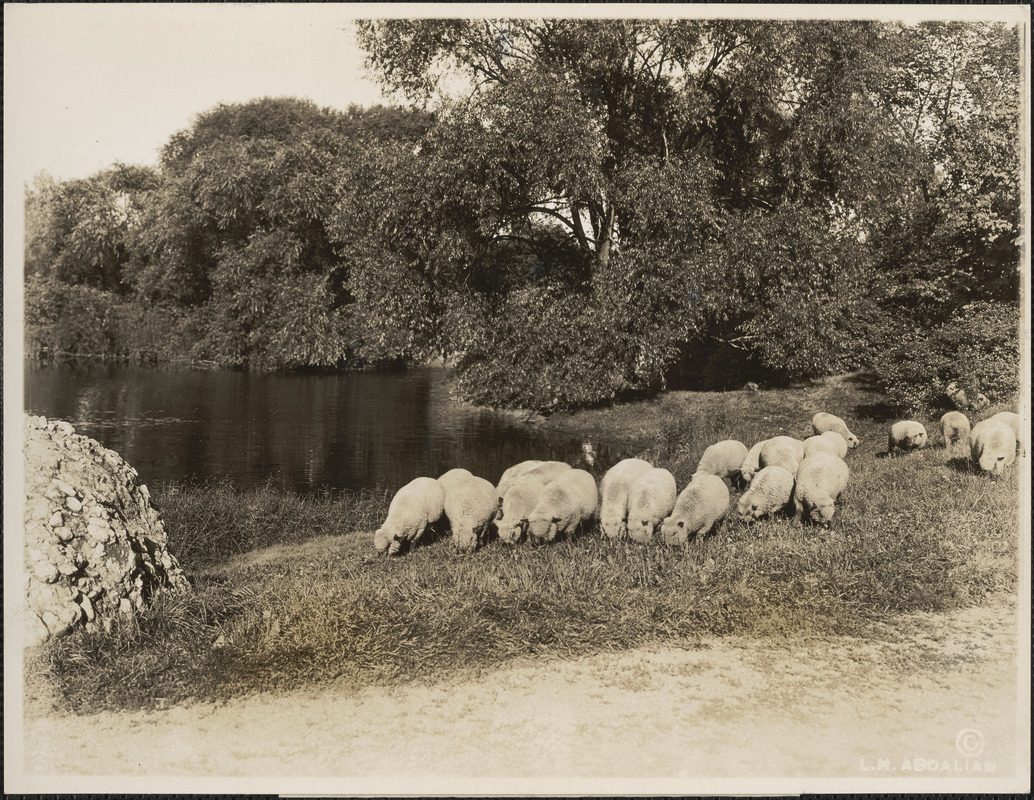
[24, 362, 620, 493]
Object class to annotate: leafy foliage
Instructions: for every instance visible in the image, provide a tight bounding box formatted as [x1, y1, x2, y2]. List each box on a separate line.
[453, 246, 703, 412]
[24, 274, 201, 363]
[24, 165, 159, 292]
[684, 205, 881, 382]
[870, 301, 1020, 413]
[23, 21, 1023, 412]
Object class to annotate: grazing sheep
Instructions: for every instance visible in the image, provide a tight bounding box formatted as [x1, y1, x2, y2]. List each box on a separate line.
[439, 472, 499, 553]
[989, 411, 1023, 455]
[820, 431, 849, 459]
[811, 412, 859, 449]
[739, 439, 769, 484]
[803, 434, 840, 460]
[946, 382, 990, 412]
[969, 419, 1017, 477]
[736, 466, 796, 522]
[660, 473, 730, 546]
[940, 411, 971, 450]
[759, 436, 806, 476]
[599, 458, 654, 539]
[523, 460, 573, 484]
[526, 469, 598, 544]
[793, 452, 849, 526]
[888, 421, 928, 455]
[626, 468, 678, 544]
[496, 460, 544, 498]
[496, 473, 549, 546]
[438, 467, 474, 489]
[695, 440, 749, 482]
[374, 477, 446, 556]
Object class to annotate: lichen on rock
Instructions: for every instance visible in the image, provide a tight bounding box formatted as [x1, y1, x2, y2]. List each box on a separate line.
[22, 414, 190, 646]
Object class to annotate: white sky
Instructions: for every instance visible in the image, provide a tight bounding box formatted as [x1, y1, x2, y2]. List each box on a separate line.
[3, 4, 393, 185]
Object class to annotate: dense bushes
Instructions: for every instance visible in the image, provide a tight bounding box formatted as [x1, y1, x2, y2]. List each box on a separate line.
[453, 247, 703, 412]
[869, 301, 1021, 413]
[25, 275, 204, 364]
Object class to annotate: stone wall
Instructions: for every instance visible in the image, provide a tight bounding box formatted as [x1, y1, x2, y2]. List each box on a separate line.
[22, 415, 190, 646]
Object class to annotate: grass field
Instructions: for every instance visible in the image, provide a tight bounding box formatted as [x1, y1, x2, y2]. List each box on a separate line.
[26, 373, 1023, 714]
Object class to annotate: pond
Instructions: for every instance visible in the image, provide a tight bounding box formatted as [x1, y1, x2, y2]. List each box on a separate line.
[23, 362, 622, 494]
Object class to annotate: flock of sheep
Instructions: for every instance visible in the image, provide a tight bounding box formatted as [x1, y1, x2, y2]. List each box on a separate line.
[372, 409, 1022, 557]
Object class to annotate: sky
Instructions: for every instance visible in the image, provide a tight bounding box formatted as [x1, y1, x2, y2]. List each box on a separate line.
[4, 4, 394, 185]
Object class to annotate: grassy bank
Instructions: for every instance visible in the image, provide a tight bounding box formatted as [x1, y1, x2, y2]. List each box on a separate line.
[27, 376, 1022, 714]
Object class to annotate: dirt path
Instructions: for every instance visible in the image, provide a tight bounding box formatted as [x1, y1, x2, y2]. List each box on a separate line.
[15, 601, 1027, 792]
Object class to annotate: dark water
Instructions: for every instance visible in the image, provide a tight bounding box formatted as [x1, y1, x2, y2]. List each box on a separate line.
[24, 362, 621, 493]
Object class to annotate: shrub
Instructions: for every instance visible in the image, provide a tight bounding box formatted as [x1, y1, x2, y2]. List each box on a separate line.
[24, 275, 121, 358]
[452, 248, 702, 412]
[685, 206, 880, 384]
[869, 300, 1021, 413]
[25, 274, 208, 364]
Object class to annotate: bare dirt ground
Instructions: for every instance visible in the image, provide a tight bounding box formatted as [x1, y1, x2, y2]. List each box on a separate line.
[16, 599, 1027, 793]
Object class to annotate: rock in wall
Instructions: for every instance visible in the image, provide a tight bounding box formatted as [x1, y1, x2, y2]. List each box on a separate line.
[22, 415, 190, 646]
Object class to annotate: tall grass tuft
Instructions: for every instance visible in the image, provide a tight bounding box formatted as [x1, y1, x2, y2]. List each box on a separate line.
[155, 478, 393, 569]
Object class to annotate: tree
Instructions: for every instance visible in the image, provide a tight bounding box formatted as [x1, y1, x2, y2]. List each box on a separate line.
[355, 19, 955, 401]
[24, 164, 160, 292]
[131, 97, 433, 367]
[871, 22, 1022, 319]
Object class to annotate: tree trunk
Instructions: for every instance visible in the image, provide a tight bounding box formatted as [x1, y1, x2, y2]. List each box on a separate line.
[569, 201, 591, 254]
[597, 205, 617, 269]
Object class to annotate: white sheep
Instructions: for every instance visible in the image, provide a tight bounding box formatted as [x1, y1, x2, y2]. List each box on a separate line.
[792, 452, 849, 525]
[626, 467, 678, 544]
[438, 467, 474, 489]
[940, 411, 971, 450]
[811, 412, 859, 449]
[523, 460, 573, 484]
[820, 430, 849, 459]
[495, 473, 549, 546]
[946, 382, 990, 411]
[759, 436, 805, 476]
[969, 419, 1017, 477]
[739, 439, 769, 484]
[660, 472, 730, 545]
[526, 469, 598, 544]
[439, 471, 499, 553]
[803, 434, 840, 460]
[736, 466, 796, 522]
[495, 460, 544, 498]
[989, 411, 1023, 455]
[599, 458, 654, 539]
[887, 421, 928, 455]
[695, 440, 749, 482]
[374, 477, 446, 556]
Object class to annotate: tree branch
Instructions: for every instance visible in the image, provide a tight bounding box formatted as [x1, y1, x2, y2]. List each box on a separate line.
[510, 204, 579, 233]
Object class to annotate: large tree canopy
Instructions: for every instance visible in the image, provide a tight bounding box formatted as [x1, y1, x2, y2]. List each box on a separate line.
[357, 20, 932, 263]
[350, 18, 1020, 403]
[25, 19, 1022, 412]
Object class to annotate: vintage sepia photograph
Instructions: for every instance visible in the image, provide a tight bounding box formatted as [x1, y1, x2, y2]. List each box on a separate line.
[4, 3, 1030, 795]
